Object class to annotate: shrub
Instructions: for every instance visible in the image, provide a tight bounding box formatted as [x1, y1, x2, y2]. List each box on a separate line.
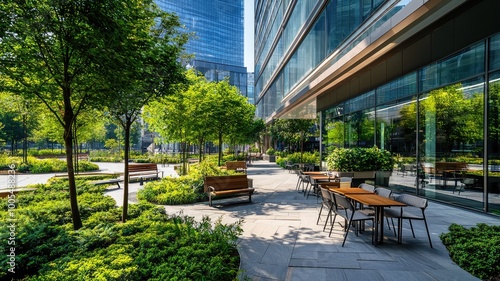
[440, 223, 500, 280]
[0, 180, 242, 281]
[326, 146, 394, 171]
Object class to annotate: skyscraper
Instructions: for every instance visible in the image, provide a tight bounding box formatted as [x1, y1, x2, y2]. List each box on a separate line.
[155, 0, 247, 97]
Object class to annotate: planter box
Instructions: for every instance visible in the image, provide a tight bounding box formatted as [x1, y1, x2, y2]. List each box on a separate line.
[263, 155, 276, 162]
[375, 171, 392, 187]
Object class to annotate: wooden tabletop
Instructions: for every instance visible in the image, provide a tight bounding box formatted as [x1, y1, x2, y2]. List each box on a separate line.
[345, 193, 406, 207]
[303, 171, 328, 175]
[329, 187, 373, 195]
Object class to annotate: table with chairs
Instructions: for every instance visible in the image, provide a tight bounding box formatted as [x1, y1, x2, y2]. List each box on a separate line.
[317, 183, 433, 247]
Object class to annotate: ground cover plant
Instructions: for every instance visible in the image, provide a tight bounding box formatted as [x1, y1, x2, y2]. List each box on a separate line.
[440, 223, 500, 280]
[0, 155, 98, 173]
[138, 157, 236, 205]
[0, 178, 242, 280]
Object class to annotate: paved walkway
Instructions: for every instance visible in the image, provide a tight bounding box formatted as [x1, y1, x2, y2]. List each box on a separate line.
[2, 161, 500, 280]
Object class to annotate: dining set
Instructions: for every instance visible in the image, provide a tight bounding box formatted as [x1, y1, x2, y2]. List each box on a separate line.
[297, 170, 433, 247]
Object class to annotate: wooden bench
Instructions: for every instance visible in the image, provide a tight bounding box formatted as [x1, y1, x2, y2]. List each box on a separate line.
[225, 161, 247, 173]
[204, 175, 254, 206]
[128, 163, 163, 185]
[91, 178, 123, 189]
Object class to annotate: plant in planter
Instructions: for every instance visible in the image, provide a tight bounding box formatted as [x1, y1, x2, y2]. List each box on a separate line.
[326, 146, 394, 186]
[265, 148, 276, 162]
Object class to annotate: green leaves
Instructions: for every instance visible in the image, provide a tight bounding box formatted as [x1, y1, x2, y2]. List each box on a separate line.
[326, 146, 394, 171]
[440, 223, 500, 280]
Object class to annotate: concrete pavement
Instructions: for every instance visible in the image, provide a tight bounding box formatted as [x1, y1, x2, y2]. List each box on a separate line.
[2, 161, 500, 280]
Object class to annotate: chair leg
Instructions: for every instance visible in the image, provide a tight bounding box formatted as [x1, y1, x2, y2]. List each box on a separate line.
[408, 219, 416, 238]
[423, 216, 433, 248]
[317, 205, 324, 225]
[341, 219, 352, 247]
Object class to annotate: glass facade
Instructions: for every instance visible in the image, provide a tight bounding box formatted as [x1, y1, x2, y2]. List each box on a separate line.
[256, 0, 500, 215]
[322, 35, 500, 214]
[155, 0, 248, 97]
[255, 0, 393, 119]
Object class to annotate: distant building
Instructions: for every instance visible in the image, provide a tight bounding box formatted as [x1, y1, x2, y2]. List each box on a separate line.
[156, 0, 248, 97]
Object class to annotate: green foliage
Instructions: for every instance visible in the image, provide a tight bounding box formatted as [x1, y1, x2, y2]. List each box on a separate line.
[138, 177, 202, 205]
[440, 223, 500, 280]
[0, 179, 241, 281]
[266, 148, 276, 155]
[138, 159, 232, 205]
[326, 146, 394, 171]
[0, 155, 98, 173]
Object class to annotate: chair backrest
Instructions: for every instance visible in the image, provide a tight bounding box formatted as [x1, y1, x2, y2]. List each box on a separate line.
[396, 194, 428, 209]
[320, 187, 332, 204]
[375, 187, 392, 198]
[339, 177, 352, 182]
[333, 192, 354, 212]
[359, 183, 375, 192]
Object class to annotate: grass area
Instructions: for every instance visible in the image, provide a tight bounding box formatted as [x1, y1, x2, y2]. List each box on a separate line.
[0, 178, 241, 280]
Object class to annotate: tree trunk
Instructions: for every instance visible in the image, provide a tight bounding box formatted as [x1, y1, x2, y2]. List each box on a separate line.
[63, 116, 83, 230]
[122, 119, 132, 223]
[218, 132, 223, 166]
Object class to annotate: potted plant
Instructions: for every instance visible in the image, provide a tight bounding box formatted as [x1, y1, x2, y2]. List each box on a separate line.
[264, 148, 276, 162]
[326, 146, 394, 186]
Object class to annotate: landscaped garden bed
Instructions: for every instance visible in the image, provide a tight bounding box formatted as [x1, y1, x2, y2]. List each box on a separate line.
[0, 177, 241, 280]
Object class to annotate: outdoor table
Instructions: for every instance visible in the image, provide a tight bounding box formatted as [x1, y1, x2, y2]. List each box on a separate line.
[303, 171, 328, 175]
[344, 193, 406, 245]
[329, 187, 374, 195]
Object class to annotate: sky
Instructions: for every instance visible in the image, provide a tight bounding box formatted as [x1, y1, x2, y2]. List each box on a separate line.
[244, 0, 254, 72]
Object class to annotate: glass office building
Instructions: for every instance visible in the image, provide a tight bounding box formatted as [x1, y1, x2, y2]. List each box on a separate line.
[155, 0, 248, 97]
[255, 0, 500, 215]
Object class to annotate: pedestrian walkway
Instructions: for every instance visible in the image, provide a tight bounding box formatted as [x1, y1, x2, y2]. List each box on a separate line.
[2, 161, 499, 280]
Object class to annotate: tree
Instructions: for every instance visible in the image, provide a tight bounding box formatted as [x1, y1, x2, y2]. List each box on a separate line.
[98, 2, 188, 222]
[269, 119, 316, 154]
[144, 70, 210, 175]
[207, 79, 256, 166]
[0, 0, 173, 229]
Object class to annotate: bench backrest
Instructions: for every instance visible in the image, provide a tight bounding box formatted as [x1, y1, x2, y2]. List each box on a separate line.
[204, 175, 248, 192]
[435, 162, 468, 172]
[128, 163, 158, 173]
[225, 161, 247, 171]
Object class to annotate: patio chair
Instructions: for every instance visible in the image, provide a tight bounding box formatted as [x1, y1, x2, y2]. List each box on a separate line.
[339, 177, 353, 188]
[330, 192, 374, 247]
[384, 194, 433, 248]
[285, 161, 298, 173]
[317, 187, 335, 231]
[295, 170, 310, 193]
[359, 183, 375, 192]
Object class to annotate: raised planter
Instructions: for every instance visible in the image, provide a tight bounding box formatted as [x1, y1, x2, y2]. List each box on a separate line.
[375, 171, 393, 187]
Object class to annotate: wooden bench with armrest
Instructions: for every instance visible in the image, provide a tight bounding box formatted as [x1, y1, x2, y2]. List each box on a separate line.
[204, 175, 254, 206]
[128, 163, 163, 185]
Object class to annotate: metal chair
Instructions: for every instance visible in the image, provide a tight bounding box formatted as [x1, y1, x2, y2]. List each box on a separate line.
[384, 194, 433, 248]
[330, 192, 374, 247]
[317, 187, 335, 231]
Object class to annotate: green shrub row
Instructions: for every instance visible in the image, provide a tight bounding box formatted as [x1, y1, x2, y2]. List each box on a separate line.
[276, 151, 320, 168]
[138, 157, 236, 205]
[0, 178, 242, 280]
[0, 156, 99, 173]
[326, 146, 394, 171]
[440, 223, 500, 280]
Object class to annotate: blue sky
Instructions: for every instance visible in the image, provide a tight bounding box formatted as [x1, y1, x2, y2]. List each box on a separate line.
[244, 0, 254, 72]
